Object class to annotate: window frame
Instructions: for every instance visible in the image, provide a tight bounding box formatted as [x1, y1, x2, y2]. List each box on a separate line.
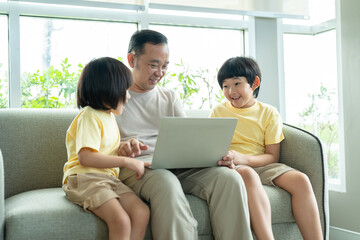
[282, 21, 346, 192]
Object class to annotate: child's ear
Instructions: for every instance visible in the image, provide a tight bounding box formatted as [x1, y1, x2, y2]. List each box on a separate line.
[252, 76, 260, 91]
[127, 53, 135, 68]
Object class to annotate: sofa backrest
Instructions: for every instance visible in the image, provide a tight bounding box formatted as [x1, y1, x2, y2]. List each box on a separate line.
[0, 108, 209, 199]
[0, 109, 79, 199]
[0, 109, 326, 203]
[0, 149, 4, 237]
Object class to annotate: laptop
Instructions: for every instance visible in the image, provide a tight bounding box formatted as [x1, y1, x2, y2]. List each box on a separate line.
[136, 117, 237, 169]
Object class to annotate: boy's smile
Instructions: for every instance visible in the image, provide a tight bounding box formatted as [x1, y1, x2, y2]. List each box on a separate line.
[222, 77, 257, 109]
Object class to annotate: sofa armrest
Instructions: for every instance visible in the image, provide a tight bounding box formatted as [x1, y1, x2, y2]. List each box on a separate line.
[280, 123, 329, 239]
[0, 149, 4, 239]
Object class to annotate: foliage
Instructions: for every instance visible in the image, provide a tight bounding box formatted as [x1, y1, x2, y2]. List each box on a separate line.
[161, 60, 200, 108]
[191, 67, 225, 109]
[21, 58, 82, 108]
[161, 60, 224, 109]
[3, 58, 224, 110]
[298, 84, 339, 179]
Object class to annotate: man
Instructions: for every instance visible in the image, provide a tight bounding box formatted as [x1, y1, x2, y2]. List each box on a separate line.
[117, 29, 252, 240]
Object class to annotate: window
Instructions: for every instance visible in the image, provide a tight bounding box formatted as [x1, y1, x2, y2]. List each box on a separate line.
[151, 24, 244, 110]
[283, 30, 343, 187]
[19, 16, 137, 108]
[0, 15, 8, 108]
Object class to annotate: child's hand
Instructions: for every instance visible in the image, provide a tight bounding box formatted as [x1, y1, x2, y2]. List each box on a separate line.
[125, 158, 151, 180]
[218, 150, 249, 168]
[218, 151, 236, 169]
[118, 138, 149, 158]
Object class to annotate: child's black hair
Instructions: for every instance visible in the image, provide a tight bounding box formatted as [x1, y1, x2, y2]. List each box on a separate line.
[77, 57, 132, 110]
[217, 56, 261, 98]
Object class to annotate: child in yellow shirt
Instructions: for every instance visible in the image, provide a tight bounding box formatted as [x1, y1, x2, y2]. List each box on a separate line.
[62, 57, 150, 240]
[211, 56, 323, 240]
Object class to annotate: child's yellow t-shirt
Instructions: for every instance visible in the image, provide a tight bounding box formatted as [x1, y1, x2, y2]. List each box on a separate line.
[63, 106, 120, 184]
[210, 101, 284, 155]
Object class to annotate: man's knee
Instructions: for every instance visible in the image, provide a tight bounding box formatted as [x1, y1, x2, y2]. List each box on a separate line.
[203, 167, 246, 194]
[214, 167, 244, 183]
[141, 169, 185, 201]
[145, 169, 181, 188]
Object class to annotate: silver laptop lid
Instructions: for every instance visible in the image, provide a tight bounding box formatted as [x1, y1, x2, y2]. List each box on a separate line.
[151, 117, 237, 169]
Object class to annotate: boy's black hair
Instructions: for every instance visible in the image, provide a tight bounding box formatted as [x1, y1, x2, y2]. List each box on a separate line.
[128, 29, 168, 55]
[217, 56, 261, 98]
[77, 57, 132, 110]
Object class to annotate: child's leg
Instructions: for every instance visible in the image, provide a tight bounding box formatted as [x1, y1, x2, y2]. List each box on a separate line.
[91, 198, 131, 240]
[237, 166, 274, 240]
[118, 192, 150, 240]
[273, 170, 323, 240]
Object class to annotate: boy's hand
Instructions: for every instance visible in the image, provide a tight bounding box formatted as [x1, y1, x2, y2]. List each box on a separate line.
[218, 151, 236, 169]
[118, 138, 149, 158]
[125, 158, 152, 180]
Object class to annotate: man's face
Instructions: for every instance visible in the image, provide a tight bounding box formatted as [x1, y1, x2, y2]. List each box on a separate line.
[128, 43, 169, 92]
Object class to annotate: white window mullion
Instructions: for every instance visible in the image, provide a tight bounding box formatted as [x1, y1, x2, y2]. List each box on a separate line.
[8, 2, 21, 108]
[139, 0, 149, 30]
[249, 17, 286, 120]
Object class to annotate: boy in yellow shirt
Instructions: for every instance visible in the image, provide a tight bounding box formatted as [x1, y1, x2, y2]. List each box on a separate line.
[211, 56, 323, 240]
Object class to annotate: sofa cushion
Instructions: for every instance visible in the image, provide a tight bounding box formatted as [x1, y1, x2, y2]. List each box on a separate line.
[5, 188, 215, 240]
[264, 185, 294, 223]
[5, 188, 108, 240]
[5, 185, 295, 240]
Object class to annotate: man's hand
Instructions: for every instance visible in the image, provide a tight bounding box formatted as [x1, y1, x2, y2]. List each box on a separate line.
[118, 138, 149, 158]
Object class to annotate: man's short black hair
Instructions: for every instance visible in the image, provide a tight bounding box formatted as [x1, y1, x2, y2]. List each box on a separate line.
[77, 57, 132, 110]
[217, 56, 262, 98]
[128, 29, 168, 55]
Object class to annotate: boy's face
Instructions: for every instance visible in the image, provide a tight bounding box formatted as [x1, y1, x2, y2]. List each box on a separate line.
[222, 77, 257, 109]
[127, 43, 169, 92]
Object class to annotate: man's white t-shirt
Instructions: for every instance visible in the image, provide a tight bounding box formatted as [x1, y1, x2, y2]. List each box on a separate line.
[117, 86, 186, 155]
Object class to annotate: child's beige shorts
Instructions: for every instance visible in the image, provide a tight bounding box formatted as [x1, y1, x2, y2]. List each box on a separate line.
[236, 163, 294, 187]
[62, 172, 133, 211]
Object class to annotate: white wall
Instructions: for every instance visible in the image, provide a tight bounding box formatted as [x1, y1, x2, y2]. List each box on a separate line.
[329, 0, 360, 234]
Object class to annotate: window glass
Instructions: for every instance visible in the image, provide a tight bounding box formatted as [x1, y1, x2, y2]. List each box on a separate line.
[0, 15, 8, 108]
[150, 24, 244, 110]
[283, 30, 341, 182]
[20, 16, 137, 108]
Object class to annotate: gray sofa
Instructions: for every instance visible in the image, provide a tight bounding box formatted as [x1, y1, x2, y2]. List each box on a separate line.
[0, 108, 329, 240]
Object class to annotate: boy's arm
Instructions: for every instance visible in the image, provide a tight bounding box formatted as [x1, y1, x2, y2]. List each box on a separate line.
[219, 143, 280, 168]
